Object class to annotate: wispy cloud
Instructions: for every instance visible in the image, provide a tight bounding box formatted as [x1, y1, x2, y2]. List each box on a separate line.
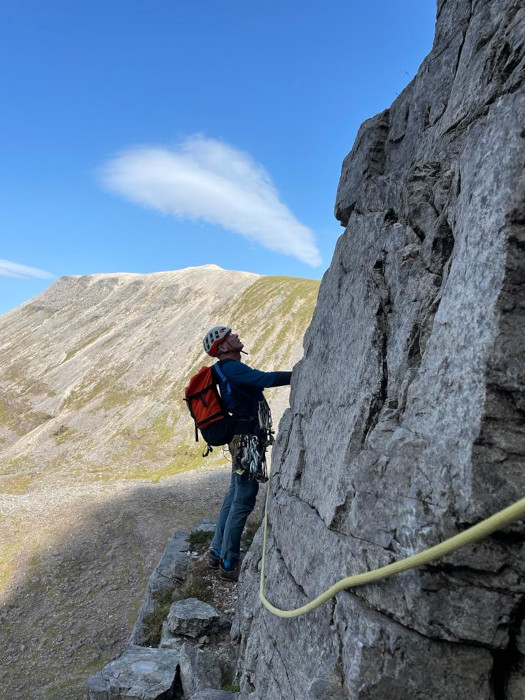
[100, 135, 322, 267]
[0, 259, 54, 280]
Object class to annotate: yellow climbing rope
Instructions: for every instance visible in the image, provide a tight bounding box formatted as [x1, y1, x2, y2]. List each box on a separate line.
[259, 493, 525, 619]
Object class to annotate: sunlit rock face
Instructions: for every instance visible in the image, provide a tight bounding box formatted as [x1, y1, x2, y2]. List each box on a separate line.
[234, 1, 525, 697]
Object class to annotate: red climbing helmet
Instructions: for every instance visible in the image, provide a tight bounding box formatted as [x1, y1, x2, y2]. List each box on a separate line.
[203, 325, 231, 357]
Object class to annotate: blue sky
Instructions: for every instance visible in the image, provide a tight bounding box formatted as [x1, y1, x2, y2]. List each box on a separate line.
[0, 1, 435, 315]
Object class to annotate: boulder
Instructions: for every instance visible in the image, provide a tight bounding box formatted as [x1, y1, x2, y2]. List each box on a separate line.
[159, 621, 185, 651]
[167, 598, 220, 639]
[87, 645, 179, 700]
[179, 642, 222, 698]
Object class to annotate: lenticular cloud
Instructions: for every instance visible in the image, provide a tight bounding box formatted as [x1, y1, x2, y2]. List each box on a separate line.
[100, 135, 322, 267]
[0, 259, 54, 280]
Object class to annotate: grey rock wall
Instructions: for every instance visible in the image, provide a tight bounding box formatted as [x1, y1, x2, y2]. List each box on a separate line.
[130, 532, 191, 646]
[233, 1, 525, 698]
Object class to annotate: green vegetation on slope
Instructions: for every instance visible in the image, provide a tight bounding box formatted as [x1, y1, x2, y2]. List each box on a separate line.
[226, 276, 319, 364]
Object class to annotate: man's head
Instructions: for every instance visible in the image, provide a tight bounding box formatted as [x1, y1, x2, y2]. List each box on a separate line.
[203, 326, 244, 358]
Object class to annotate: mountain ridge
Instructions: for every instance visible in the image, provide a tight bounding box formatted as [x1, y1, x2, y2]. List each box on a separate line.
[0, 264, 319, 699]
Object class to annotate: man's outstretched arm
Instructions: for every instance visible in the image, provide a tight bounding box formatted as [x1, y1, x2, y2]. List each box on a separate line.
[221, 362, 291, 389]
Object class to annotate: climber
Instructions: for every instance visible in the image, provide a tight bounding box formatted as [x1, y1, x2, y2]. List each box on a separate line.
[203, 326, 292, 582]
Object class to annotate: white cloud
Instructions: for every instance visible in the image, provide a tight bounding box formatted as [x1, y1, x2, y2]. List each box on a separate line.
[100, 135, 322, 267]
[0, 259, 54, 280]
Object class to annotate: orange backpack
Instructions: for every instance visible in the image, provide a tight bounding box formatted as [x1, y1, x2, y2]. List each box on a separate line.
[184, 366, 234, 451]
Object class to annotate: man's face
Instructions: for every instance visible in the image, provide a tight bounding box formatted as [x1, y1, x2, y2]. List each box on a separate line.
[222, 330, 244, 353]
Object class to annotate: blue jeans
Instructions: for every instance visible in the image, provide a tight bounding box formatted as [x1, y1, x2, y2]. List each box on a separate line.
[211, 470, 259, 565]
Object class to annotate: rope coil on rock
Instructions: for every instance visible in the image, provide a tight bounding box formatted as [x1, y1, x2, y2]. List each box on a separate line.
[259, 493, 525, 619]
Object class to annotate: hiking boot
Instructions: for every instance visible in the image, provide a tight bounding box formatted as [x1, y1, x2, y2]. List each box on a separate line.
[207, 550, 221, 569]
[219, 561, 240, 582]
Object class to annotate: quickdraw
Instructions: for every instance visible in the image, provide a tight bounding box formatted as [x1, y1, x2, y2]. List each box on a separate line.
[231, 434, 268, 482]
[230, 399, 274, 482]
[258, 398, 275, 448]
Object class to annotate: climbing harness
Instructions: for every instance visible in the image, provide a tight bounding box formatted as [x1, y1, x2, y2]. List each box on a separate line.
[259, 493, 525, 619]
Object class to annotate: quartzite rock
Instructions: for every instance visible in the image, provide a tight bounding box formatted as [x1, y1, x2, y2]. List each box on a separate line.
[167, 598, 220, 639]
[234, 1, 525, 698]
[130, 531, 190, 646]
[87, 645, 180, 700]
[179, 642, 223, 698]
[160, 621, 185, 651]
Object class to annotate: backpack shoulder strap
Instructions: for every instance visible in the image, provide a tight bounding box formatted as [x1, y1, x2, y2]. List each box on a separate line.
[213, 361, 228, 384]
[214, 360, 257, 402]
[214, 361, 235, 399]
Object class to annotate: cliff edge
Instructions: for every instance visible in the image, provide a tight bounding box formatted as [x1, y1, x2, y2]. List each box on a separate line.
[233, 1, 525, 698]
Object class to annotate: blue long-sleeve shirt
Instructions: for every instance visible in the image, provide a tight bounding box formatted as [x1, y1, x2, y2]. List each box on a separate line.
[214, 359, 291, 418]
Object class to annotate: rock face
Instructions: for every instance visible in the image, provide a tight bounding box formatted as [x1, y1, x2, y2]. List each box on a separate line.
[130, 532, 191, 646]
[233, 2, 525, 698]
